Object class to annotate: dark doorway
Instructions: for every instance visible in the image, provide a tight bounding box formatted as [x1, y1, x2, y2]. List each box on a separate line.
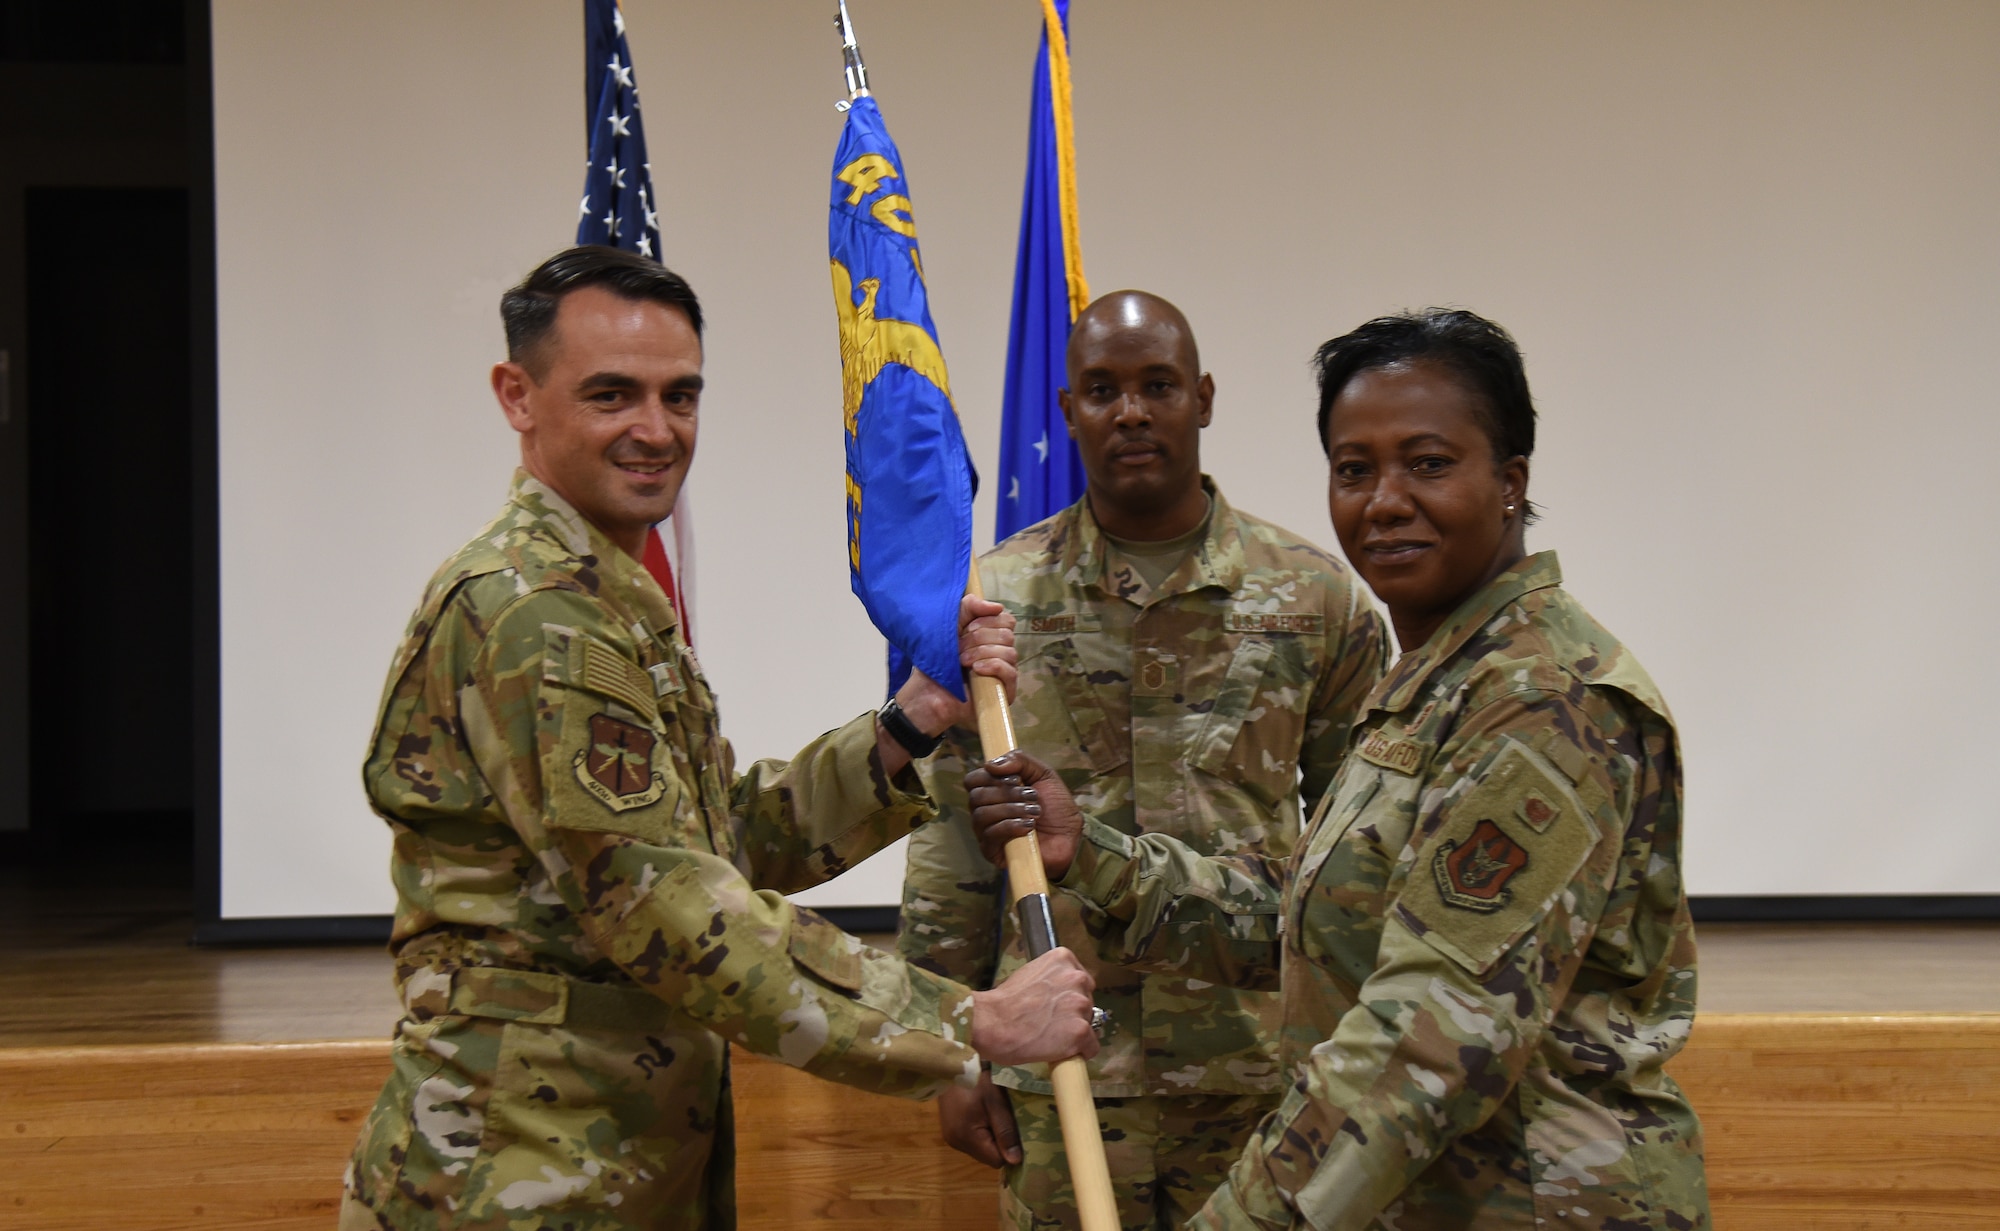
[23, 186, 194, 871]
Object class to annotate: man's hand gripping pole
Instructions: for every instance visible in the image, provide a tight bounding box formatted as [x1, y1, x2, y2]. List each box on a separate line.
[964, 563, 1119, 1231]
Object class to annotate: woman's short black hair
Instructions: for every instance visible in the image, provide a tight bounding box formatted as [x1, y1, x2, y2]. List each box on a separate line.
[1312, 308, 1536, 465]
[501, 245, 703, 377]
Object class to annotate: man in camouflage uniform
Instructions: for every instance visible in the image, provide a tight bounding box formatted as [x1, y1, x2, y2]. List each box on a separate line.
[970, 551, 1709, 1229]
[897, 291, 1386, 1229]
[338, 247, 1099, 1231]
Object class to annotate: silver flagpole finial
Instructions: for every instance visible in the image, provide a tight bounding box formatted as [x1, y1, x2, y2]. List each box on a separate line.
[834, 0, 870, 110]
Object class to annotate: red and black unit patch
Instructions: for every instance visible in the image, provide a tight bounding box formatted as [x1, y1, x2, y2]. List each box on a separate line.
[1432, 819, 1530, 913]
[572, 713, 667, 812]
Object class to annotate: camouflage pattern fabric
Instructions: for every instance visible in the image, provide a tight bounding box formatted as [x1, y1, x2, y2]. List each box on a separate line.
[1058, 553, 1709, 1230]
[899, 481, 1384, 1224]
[1001, 1088, 1276, 1231]
[900, 482, 1384, 1102]
[340, 472, 979, 1231]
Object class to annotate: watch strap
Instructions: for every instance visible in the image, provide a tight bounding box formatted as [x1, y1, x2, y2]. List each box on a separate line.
[878, 697, 943, 759]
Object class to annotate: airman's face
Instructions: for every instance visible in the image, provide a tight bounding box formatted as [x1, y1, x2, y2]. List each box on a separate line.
[1059, 315, 1212, 533]
[1325, 361, 1526, 649]
[493, 287, 703, 558]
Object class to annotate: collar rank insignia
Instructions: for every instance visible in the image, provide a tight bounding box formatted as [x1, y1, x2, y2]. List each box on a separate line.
[1433, 819, 1530, 912]
[574, 713, 668, 812]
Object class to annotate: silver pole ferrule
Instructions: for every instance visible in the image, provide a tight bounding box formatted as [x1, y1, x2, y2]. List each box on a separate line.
[835, 0, 871, 100]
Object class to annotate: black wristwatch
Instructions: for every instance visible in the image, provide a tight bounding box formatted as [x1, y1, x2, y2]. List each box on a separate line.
[877, 697, 943, 759]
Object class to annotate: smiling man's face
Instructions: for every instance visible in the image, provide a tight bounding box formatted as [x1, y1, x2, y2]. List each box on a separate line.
[492, 285, 704, 559]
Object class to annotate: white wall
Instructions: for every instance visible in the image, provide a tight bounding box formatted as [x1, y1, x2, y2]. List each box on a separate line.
[214, 0, 2000, 918]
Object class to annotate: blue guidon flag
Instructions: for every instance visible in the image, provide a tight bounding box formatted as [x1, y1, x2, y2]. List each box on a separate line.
[577, 0, 660, 261]
[828, 96, 976, 700]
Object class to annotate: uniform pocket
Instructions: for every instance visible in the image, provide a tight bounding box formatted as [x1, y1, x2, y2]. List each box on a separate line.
[372, 1016, 495, 1211]
[1288, 770, 1381, 960]
[1027, 638, 1128, 774]
[459, 1015, 724, 1225]
[1520, 1077, 1654, 1227]
[1189, 637, 1311, 808]
[787, 905, 866, 994]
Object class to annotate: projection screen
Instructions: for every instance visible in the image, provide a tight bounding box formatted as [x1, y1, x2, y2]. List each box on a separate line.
[211, 0, 2000, 921]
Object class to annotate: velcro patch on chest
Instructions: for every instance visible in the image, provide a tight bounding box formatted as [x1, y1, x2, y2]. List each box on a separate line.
[1223, 611, 1324, 635]
[1395, 739, 1603, 976]
[1357, 728, 1425, 775]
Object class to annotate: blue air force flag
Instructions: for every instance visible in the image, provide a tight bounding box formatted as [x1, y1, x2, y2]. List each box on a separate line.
[577, 0, 660, 260]
[996, 0, 1088, 540]
[828, 96, 975, 700]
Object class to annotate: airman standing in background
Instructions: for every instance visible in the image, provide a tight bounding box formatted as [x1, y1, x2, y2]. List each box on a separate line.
[898, 291, 1386, 1229]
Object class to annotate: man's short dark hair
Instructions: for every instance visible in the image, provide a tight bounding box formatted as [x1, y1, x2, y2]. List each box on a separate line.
[1311, 308, 1537, 467]
[500, 245, 703, 377]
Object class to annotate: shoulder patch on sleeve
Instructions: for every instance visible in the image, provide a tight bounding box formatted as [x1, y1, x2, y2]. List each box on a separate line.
[541, 628, 684, 841]
[1396, 739, 1603, 976]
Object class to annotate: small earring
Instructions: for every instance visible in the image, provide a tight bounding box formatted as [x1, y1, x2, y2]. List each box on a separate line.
[1505, 504, 1516, 513]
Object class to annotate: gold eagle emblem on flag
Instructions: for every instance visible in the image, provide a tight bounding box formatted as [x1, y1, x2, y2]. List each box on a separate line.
[831, 258, 953, 435]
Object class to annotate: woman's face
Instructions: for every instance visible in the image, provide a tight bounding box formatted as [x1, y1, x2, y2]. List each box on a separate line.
[1324, 360, 1527, 649]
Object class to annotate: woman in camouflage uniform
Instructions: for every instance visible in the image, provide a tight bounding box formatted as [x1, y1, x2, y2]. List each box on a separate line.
[967, 310, 1708, 1230]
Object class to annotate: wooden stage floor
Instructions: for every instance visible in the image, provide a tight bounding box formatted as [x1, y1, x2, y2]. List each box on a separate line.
[4, 868, 1998, 1047]
[4, 865, 1999, 1229]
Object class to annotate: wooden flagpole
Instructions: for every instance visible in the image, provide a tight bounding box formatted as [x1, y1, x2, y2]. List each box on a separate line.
[966, 561, 1119, 1231]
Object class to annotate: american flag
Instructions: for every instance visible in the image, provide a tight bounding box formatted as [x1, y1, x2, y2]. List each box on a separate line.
[576, 0, 692, 636]
[577, 0, 661, 261]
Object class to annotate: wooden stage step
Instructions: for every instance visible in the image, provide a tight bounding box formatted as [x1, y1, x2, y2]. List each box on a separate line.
[4, 1014, 1997, 1231]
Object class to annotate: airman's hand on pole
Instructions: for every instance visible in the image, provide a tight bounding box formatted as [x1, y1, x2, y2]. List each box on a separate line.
[966, 751, 1082, 881]
[880, 595, 1016, 774]
[968, 946, 1098, 1067]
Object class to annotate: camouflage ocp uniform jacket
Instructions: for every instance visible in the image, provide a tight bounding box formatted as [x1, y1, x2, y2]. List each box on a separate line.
[899, 481, 1386, 1099]
[341, 472, 979, 1231]
[1057, 553, 1709, 1230]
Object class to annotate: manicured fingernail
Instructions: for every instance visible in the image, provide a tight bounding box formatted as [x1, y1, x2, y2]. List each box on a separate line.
[1020, 787, 1038, 800]
[1023, 804, 1041, 816]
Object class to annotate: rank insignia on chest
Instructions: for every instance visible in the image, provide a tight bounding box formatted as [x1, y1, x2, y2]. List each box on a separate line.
[1518, 790, 1561, 832]
[1357, 729, 1425, 775]
[574, 713, 668, 812]
[1433, 819, 1530, 912]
